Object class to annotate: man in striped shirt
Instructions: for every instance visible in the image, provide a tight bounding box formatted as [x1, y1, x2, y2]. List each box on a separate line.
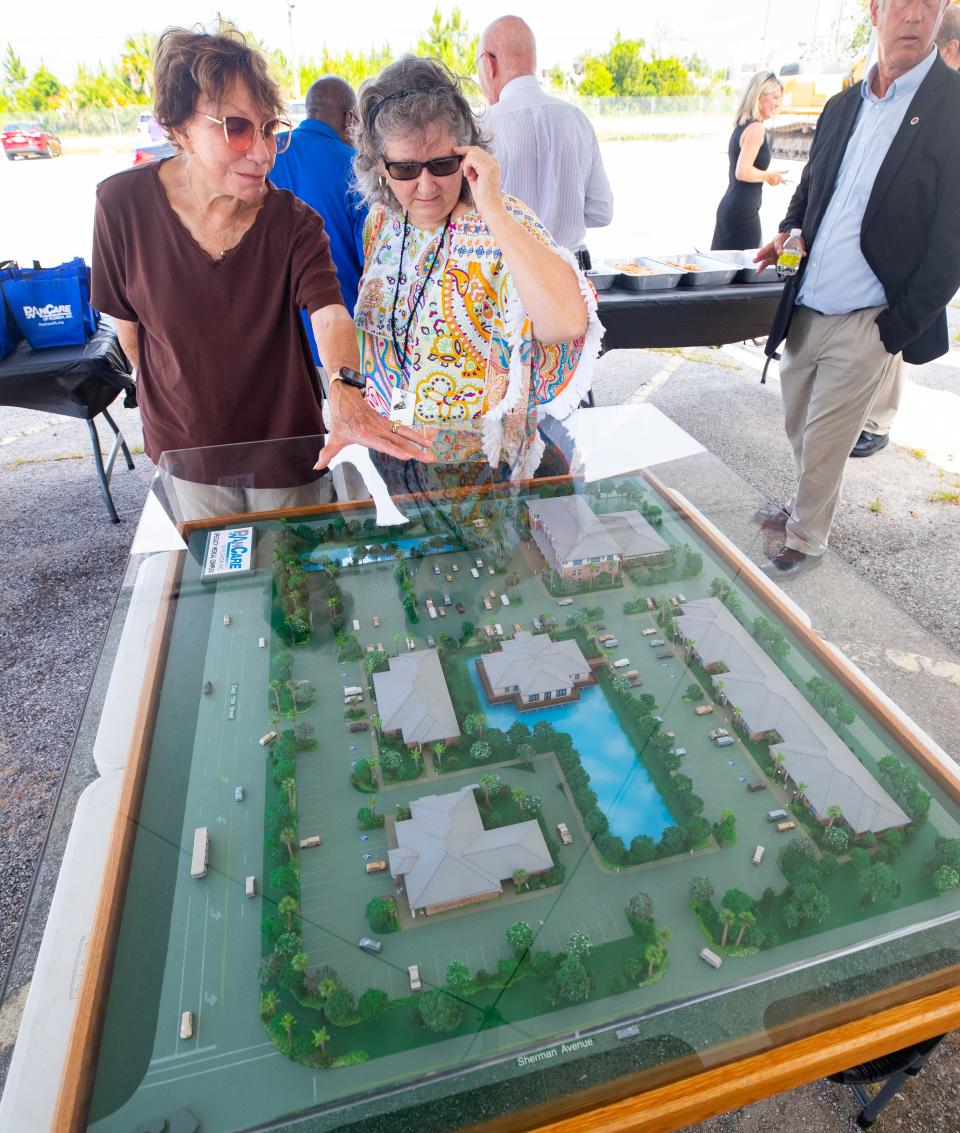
[477, 15, 614, 268]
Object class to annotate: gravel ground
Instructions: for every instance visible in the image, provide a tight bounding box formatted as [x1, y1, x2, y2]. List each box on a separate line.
[1, 349, 958, 1129]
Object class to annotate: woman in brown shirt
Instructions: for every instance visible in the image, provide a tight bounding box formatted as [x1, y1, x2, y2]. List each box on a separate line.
[91, 23, 425, 517]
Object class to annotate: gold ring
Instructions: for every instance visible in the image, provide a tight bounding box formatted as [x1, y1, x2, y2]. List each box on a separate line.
[391, 421, 400, 433]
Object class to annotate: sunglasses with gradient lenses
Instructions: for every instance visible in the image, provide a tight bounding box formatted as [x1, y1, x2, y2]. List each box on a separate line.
[383, 153, 465, 181]
[201, 113, 293, 154]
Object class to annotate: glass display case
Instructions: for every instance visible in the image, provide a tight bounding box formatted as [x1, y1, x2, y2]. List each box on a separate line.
[4, 409, 960, 1133]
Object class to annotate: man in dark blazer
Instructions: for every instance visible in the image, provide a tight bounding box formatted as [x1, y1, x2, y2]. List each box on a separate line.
[755, 0, 960, 579]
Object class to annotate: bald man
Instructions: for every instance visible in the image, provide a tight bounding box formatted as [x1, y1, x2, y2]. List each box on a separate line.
[271, 77, 367, 364]
[850, 2, 960, 459]
[478, 15, 613, 266]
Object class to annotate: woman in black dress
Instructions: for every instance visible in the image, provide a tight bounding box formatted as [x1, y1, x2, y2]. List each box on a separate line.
[711, 72, 787, 251]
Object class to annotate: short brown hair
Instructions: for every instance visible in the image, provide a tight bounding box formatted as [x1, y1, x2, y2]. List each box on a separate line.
[153, 22, 285, 139]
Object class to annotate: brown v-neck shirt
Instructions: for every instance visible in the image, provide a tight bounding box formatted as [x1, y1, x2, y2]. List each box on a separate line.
[91, 160, 343, 471]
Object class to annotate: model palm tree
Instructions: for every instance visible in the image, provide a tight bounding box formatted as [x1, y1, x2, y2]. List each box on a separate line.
[773, 752, 786, 777]
[644, 941, 665, 980]
[312, 1027, 330, 1053]
[510, 786, 526, 812]
[281, 777, 297, 810]
[291, 951, 311, 978]
[368, 795, 378, 819]
[794, 780, 808, 805]
[279, 826, 298, 861]
[280, 1012, 296, 1050]
[719, 906, 737, 948]
[512, 867, 529, 892]
[431, 740, 446, 773]
[260, 988, 280, 1019]
[734, 911, 756, 948]
[279, 894, 298, 931]
[826, 804, 843, 827]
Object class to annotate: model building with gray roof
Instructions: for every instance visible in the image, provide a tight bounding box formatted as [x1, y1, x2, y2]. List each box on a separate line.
[479, 631, 593, 706]
[676, 598, 908, 834]
[389, 785, 553, 916]
[372, 649, 460, 748]
[527, 495, 668, 581]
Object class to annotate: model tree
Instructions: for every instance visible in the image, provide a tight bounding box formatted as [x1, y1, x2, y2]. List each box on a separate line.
[478, 773, 503, 805]
[365, 895, 399, 932]
[566, 929, 593, 958]
[555, 954, 591, 1003]
[859, 862, 901, 909]
[626, 891, 655, 933]
[359, 988, 389, 1022]
[932, 866, 960, 895]
[419, 989, 467, 1033]
[324, 986, 357, 1026]
[823, 826, 849, 853]
[690, 877, 715, 906]
[470, 740, 492, 762]
[522, 794, 543, 817]
[506, 921, 535, 958]
[445, 960, 473, 993]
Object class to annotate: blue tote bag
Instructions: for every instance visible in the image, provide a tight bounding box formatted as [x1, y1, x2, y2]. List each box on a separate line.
[1, 258, 99, 350]
[0, 260, 24, 359]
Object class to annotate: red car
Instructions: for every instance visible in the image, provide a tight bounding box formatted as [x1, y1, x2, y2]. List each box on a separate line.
[2, 122, 63, 160]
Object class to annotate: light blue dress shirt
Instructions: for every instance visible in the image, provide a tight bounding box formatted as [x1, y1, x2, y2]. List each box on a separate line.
[798, 47, 937, 316]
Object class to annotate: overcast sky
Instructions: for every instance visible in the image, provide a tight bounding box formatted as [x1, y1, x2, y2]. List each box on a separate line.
[6, 0, 857, 80]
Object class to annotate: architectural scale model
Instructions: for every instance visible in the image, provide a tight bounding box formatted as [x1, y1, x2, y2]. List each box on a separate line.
[69, 476, 960, 1133]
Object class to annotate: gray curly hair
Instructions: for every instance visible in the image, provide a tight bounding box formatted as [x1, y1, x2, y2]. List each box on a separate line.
[353, 55, 489, 209]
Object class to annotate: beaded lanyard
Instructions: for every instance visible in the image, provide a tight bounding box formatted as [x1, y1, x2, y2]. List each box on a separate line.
[389, 210, 453, 381]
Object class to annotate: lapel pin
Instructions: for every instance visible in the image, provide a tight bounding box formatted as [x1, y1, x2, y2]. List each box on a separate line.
[910, 116, 920, 125]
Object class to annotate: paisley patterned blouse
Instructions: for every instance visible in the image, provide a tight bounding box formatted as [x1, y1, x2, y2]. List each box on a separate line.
[353, 196, 601, 479]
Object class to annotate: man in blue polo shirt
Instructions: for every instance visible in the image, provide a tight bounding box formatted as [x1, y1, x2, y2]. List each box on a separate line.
[271, 77, 367, 363]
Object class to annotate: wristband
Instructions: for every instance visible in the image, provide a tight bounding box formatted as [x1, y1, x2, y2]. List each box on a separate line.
[330, 367, 367, 391]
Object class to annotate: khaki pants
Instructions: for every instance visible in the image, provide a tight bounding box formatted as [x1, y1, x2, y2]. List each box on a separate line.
[779, 305, 899, 556]
[863, 354, 904, 435]
[166, 476, 333, 523]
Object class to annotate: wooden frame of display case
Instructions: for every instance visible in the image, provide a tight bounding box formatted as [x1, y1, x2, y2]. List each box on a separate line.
[52, 477, 960, 1133]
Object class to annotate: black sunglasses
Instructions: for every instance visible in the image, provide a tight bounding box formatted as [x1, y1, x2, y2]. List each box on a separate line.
[383, 153, 465, 181]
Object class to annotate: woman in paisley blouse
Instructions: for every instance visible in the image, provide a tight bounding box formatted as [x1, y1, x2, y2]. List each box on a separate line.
[314, 55, 600, 491]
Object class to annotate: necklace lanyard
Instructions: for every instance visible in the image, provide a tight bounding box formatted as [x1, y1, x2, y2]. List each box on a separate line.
[389, 211, 452, 384]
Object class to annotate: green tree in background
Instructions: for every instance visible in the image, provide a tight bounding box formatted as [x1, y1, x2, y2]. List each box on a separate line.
[415, 6, 478, 79]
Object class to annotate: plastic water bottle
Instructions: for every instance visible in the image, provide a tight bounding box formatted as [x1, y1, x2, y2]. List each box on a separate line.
[777, 229, 803, 278]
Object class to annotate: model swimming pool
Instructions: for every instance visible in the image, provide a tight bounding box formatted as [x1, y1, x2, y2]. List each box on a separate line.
[468, 667, 673, 841]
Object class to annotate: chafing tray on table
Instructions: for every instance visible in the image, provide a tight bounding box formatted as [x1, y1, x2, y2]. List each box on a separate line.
[646, 252, 738, 288]
[707, 249, 781, 285]
[609, 257, 685, 292]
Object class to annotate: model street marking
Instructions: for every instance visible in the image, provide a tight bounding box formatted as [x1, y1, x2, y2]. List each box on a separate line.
[142, 1047, 282, 1088]
[147, 1040, 273, 1076]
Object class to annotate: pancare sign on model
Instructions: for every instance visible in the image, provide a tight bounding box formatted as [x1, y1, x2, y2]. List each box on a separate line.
[201, 526, 256, 580]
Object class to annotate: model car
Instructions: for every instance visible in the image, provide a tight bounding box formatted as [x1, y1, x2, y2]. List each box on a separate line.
[641, 627, 657, 636]
[593, 623, 606, 631]
[179, 1010, 194, 1039]
[648, 638, 666, 647]
[234, 785, 244, 802]
[2, 122, 63, 159]
[707, 728, 729, 740]
[426, 635, 436, 647]
[695, 704, 715, 715]
[714, 735, 735, 747]
[408, 964, 422, 991]
[365, 860, 387, 873]
[556, 822, 573, 845]
[456, 602, 465, 613]
[202, 680, 213, 695]
[358, 937, 383, 953]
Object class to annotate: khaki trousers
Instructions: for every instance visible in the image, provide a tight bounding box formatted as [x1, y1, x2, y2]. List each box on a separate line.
[779, 305, 899, 556]
[863, 354, 905, 435]
[166, 475, 333, 523]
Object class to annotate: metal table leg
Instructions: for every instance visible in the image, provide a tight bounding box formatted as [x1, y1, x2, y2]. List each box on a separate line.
[86, 409, 134, 524]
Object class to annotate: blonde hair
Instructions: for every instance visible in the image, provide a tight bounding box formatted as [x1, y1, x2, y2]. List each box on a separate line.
[733, 71, 783, 127]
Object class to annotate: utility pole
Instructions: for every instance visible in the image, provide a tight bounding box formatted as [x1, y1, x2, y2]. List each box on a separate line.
[286, 0, 300, 99]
